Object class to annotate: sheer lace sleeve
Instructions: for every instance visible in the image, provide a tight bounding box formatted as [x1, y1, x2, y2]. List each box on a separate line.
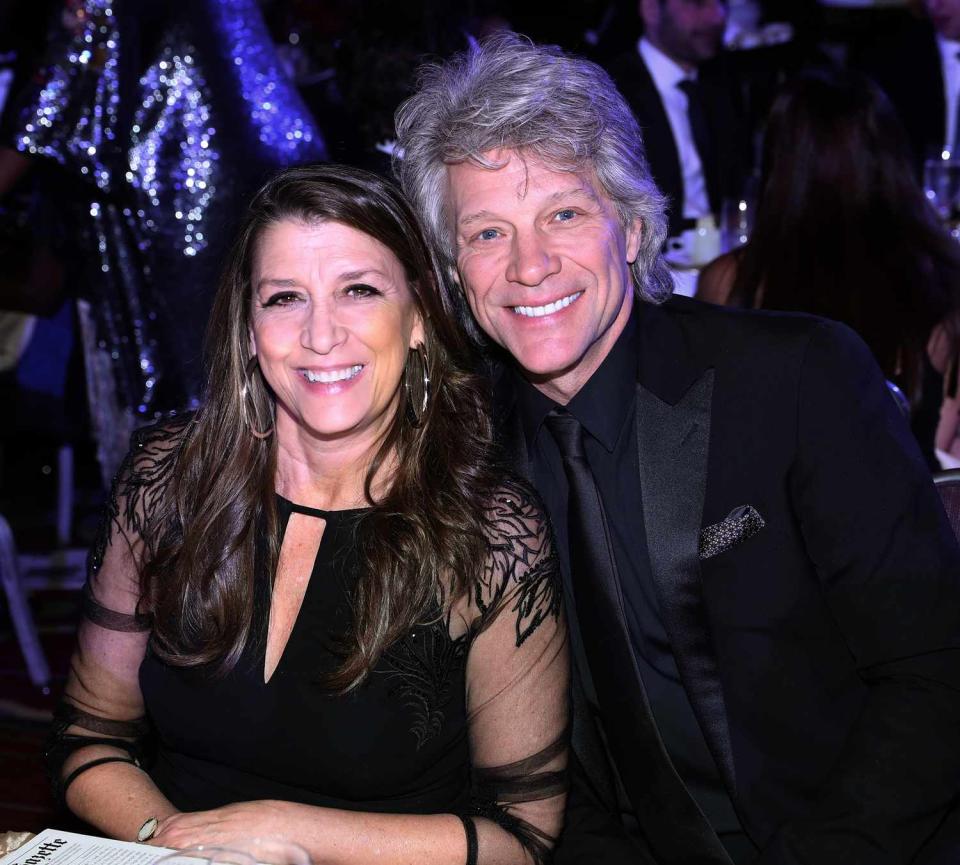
[459, 478, 570, 865]
[46, 418, 187, 803]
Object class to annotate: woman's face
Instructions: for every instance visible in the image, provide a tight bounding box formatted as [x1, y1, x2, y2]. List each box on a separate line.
[250, 218, 424, 446]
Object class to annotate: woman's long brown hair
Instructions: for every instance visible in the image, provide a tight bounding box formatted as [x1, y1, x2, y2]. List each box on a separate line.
[141, 164, 499, 689]
[733, 68, 960, 404]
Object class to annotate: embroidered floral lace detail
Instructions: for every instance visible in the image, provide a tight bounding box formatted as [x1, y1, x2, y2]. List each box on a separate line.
[383, 477, 562, 758]
[475, 477, 562, 646]
[381, 618, 469, 749]
[88, 414, 191, 584]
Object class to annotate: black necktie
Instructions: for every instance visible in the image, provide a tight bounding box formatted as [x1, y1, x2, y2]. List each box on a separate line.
[677, 77, 719, 215]
[544, 409, 730, 863]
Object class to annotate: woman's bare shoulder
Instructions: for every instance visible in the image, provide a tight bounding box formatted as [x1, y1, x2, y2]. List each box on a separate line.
[696, 249, 743, 306]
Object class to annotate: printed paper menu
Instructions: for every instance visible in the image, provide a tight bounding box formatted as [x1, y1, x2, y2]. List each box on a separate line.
[0, 829, 175, 865]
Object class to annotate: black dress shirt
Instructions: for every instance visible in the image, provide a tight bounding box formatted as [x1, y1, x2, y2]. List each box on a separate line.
[513, 306, 751, 858]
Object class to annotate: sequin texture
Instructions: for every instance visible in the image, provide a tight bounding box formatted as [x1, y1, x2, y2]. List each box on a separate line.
[11, 1, 326, 482]
[211, 0, 323, 162]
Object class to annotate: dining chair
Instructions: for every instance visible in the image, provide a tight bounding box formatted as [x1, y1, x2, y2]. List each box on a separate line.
[885, 379, 910, 420]
[0, 444, 86, 694]
[933, 469, 960, 543]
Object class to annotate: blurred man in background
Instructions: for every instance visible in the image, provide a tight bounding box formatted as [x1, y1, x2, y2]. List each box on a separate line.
[607, 0, 748, 239]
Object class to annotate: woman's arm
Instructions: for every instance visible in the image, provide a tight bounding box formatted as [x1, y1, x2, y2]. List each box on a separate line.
[49, 425, 183, 839]
[154, 803, 470, 864]
[153, 480, 570, 865]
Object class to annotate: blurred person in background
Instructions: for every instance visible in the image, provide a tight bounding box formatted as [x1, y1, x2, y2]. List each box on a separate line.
[697, 67, 960, 470]
[1, 0, 326, 484]
[858, 0, 960, 173]
[607, 0, 749, 239]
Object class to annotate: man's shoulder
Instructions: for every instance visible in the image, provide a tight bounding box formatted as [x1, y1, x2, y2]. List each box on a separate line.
[605, 48, 654, 95]
[855, 17, 938, 94]
[645, 295, 880, 388]
[652, 293, 829, 346]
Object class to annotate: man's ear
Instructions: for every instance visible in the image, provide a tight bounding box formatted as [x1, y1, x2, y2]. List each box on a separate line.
[625, 218, 643, 265]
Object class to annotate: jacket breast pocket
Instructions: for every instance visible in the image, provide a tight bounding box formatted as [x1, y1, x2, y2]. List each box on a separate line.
[699, 505, 766, 560]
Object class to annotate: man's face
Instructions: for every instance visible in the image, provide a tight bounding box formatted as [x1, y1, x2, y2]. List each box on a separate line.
[641, 0, 727, 68]
[447, 150, 642, 403]
[925, 0, 960, 40]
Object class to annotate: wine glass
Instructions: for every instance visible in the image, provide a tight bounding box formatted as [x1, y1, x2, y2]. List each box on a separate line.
[720, 196, 753, 254]
[152, 838, 311, 865]
[924, 157, 960, 232]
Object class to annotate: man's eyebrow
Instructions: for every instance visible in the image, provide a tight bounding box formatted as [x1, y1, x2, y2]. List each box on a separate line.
[457, 187, 599, 229]
[543, 186, 600, 206]
[458, 209, 498, 229]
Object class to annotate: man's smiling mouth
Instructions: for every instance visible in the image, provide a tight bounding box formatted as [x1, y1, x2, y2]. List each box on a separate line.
[512, 291, 583, 318]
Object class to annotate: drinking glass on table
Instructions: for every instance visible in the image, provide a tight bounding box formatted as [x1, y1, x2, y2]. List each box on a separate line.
[152, 838, 311, 865]
[720, 196, 753, 253]
[924, 157, 960, 236]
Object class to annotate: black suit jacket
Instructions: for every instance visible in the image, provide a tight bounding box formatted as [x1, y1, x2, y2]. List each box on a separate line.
[606, 51, 748, 238]
[857, 19, 945, 176]
[493, 297, 960, 864]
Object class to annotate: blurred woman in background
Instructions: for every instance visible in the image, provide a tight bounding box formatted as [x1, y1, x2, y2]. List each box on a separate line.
[697, 68, 960, 469]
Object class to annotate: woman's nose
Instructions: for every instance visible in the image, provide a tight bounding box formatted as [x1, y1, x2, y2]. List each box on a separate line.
[301, 300, 347, 353]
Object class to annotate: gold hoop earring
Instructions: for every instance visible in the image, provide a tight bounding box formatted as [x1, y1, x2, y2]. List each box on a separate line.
[405, 345, 431, 428]
[239, 356, 274, 440]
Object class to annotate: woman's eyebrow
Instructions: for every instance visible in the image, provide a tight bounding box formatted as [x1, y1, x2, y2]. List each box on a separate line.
[256, 277, 299, 291]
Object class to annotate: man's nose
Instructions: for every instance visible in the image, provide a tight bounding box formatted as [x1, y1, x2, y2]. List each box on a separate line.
[505, 229, 561, 286]
[302, 299, 347, 353]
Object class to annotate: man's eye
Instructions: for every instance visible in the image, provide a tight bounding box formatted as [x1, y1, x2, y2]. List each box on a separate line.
[555, 209, 577, 222]
[345, 283, 381, 298]
[477, 228, 500, 241]
[263, 291, 298, 307]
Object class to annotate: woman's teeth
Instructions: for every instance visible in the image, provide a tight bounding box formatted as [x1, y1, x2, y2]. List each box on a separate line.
[513, 291, 583, 318]
[302, 364, 363, 383]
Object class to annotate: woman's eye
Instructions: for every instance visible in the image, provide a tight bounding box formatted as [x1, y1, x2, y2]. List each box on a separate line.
[477, 228, 500, 242]
[345, 283, 381, 298]
[555, 209, 577, 222]
[263, 291, 299, 307]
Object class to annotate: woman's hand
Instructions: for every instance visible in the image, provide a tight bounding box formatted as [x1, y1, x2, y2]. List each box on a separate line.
[150, 800, 302, 850]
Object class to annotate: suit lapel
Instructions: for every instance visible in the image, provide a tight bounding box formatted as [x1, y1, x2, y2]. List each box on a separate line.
[611, 53, 684, 232]
[636, 304, 736, 796]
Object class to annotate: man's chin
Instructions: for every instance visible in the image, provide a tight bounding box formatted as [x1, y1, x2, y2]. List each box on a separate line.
[690, 34, 724, 62]
[519, 351, 586, 386]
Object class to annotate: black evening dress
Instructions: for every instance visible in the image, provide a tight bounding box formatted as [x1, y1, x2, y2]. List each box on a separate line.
[48, 420, 570, 865]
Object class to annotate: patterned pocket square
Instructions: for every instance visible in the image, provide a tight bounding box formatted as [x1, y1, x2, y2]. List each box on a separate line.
[699, 505, 766, 560]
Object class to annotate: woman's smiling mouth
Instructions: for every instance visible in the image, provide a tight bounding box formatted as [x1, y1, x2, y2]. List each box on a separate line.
[300, 364, 365, 383]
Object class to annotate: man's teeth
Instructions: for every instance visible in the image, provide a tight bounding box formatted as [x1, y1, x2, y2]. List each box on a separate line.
[513, 291, 583, 318]
[303, 365, 363, 383]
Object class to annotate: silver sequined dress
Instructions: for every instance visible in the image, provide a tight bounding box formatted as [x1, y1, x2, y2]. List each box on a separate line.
[10, 0, 326, 479]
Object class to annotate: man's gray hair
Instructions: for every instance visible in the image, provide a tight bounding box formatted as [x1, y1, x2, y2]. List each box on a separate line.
[394, 31, 673, 307]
